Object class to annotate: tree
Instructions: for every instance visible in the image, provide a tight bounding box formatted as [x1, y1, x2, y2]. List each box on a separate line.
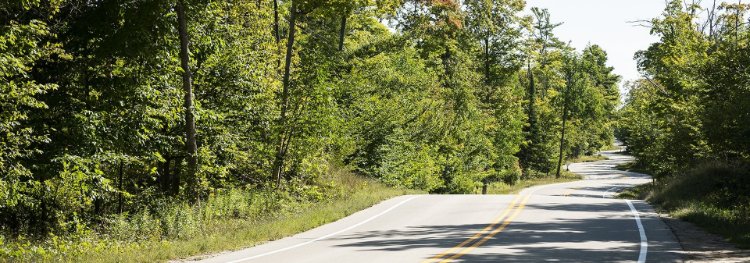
[556, 54, 577, 178]
[0, 0, 626, 241]
[0, 1, 66, 234]
[176, 0, 198, 195]
[517, 7, 563, 177]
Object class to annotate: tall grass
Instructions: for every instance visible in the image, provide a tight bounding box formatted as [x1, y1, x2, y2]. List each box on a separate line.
[620, 161, 750, 248]
[0, 168, 422, 262]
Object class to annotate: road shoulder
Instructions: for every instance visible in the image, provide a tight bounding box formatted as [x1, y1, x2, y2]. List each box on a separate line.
[657, 212, 750, 262]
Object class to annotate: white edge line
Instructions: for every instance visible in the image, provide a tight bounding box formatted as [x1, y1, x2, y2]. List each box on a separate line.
[626, 200, 648, 263]
[225, 195, 421, 263]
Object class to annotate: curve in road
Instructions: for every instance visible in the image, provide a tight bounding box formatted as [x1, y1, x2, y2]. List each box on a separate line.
[191, 149, 682, 263]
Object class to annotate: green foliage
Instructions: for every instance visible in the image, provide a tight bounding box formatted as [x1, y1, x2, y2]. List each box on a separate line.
[619, 0, 750, 178]
[0, 169, 421, 262]
[1, 0, 621, 259]
[617, 1, 750, 246]
[517, 8, 619, 177]
[341, 48, 445, 191]
[621, 162, 750, 247]
[486, 169, 581, 194]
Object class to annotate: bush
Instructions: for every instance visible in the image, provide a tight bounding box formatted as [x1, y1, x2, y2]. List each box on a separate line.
[654, 162, 750, 213]
[644, 161, 750, 247]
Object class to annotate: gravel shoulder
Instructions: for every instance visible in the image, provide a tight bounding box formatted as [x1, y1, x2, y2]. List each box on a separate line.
[659, 213, 750, 262]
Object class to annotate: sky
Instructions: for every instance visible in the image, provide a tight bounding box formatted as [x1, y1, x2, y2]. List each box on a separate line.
[524, 0, 669, 84]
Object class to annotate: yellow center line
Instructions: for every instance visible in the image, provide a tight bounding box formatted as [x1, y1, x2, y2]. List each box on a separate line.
[421, 194, 524, 263]
[439, 193, 534, 262]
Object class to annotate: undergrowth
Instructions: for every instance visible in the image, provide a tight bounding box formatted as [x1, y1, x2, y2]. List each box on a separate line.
[0, 168, 421, 262]
[619, 161, 750, 248]
[486, 170, 582, 194]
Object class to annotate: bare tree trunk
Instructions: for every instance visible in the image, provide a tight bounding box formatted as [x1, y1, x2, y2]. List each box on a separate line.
[338, 12, 348, 51]
[709, 0, 717, 37]
[273, 0, 297, 187]
[177, 1, 198, 195]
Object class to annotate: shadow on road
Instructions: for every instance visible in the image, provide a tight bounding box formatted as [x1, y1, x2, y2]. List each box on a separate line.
[330, 200, 680, 262]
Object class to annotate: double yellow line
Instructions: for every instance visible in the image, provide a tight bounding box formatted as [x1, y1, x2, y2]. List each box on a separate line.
[423, 193, 535, 263]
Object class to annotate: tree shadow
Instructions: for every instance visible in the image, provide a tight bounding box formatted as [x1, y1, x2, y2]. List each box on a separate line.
[330, 202, 681, 262]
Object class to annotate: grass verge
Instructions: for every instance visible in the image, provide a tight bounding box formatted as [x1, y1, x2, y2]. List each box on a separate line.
[486, 170, 582, 195]
[1, 170, 423, 262]
[618, 162, 750, 248]
[566, 154, 608, 164]
[614, 161, 651, 175]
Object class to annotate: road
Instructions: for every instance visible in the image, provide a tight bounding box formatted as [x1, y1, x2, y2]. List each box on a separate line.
[194, 149, 682, 262]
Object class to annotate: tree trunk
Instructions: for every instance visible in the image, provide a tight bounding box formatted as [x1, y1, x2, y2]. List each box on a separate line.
[273, 0, 297, 187]
[527, 58, 537, 129]
[556, 73, 572, 179]
[709, 0, 717, 38]
[159, 158, 171, 193]
[527, 58, 537, 141]
[338, 12, 348, 51]
[177, 1, 198, 195]
[484, 37, 491, 84]
[273, 0, 280, 43]
[273, 0, 282, 69]
[118, 160, 124, 213]
[521, 58, 538, 178]
[172, 158, 182, 196]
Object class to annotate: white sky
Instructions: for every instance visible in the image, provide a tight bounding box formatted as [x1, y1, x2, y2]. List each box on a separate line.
[524, 0, 673, 85]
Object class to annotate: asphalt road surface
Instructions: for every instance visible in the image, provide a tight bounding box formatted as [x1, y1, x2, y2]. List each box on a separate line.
[194, 149, 682, 263]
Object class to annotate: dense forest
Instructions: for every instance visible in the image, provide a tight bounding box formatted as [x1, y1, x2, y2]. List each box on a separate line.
[1, 0, 621, 259]
[619, 0, 750, 182]
[617, 0, 750, 243]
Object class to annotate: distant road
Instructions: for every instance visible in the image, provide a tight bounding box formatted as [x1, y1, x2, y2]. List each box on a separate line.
[193, 150, 682, 262]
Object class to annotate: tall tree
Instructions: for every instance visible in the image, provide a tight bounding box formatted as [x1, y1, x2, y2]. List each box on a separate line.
[272, 0, 298, 186]
[517, 7, 562, 177]
[176, 0, 198, 194]
[556, 54, 577, 178]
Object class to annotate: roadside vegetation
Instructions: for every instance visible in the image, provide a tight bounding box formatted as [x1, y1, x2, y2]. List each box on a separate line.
[566, 154, 607, 165]
[2, 0, 621, 261]
[614, 161, 652, 176]
[619, 162, 750, 248]
[487, 170, 582, 195]
[617, 0, 750, 249]
[0, 168, 422, 262]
